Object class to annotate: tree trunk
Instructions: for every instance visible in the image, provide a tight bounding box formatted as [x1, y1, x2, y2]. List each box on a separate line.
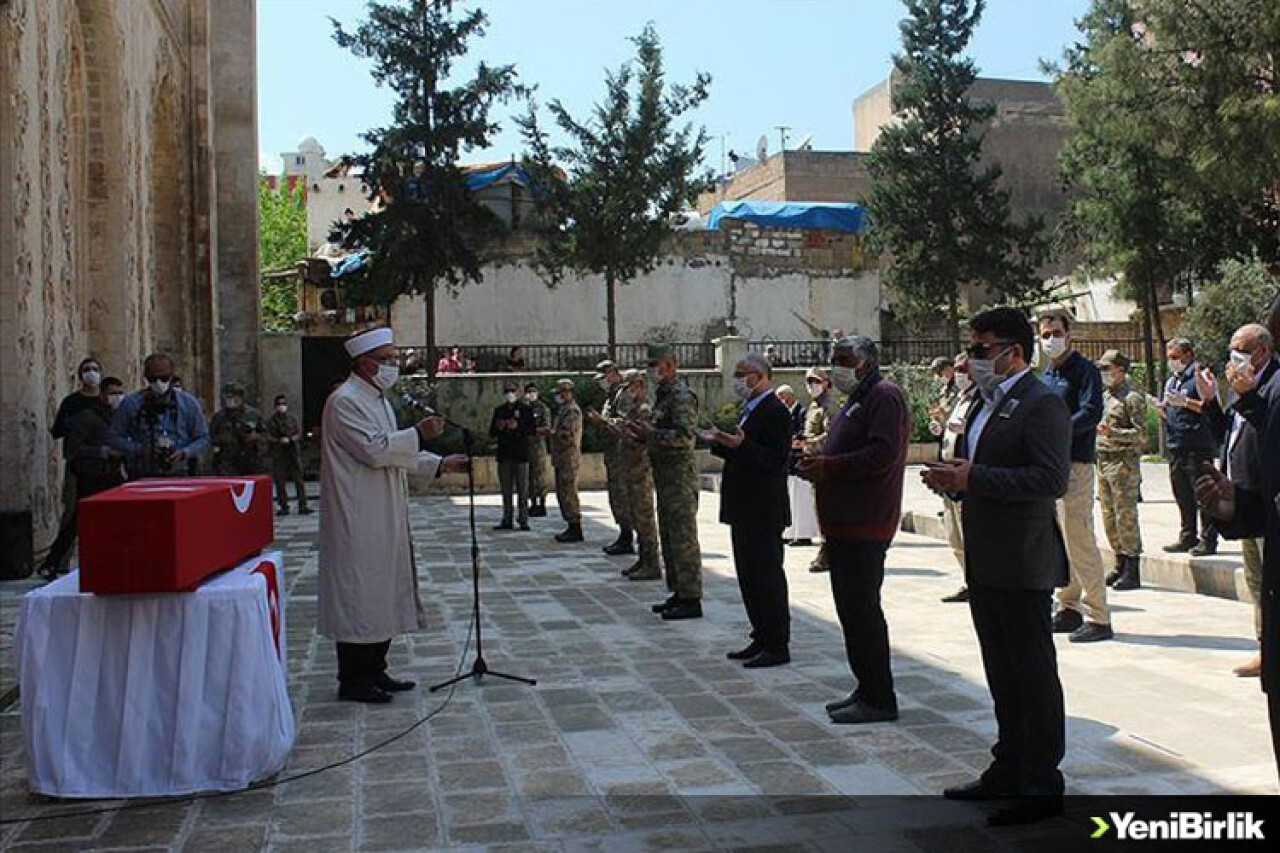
[1139, 287, 1156, 397]
[425, 277, 437, 380]
[947, 291, 961, 356]
[605, 274, 618, 360]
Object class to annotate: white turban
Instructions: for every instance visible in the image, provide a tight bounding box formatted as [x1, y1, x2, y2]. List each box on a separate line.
[775, 385, 795, 397]
[344, 327, 394, 358]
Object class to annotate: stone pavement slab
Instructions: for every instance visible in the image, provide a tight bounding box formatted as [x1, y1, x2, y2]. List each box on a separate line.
[0, 487, 1275, 852]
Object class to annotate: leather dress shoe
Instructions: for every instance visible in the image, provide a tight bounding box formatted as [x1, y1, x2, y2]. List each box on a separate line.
[376, 673, 417, 692]
[942, 778, 1015, 801]
[824, 692, 858, 714]
[518, 521, 531, 531]
[940, 586, 969, 603]
[788, 538, 814, 547]
[986, 797, 1063, 827]
[660, 599, 703, 620]
[727, 642, 763, 661]
[828, 700, 898, 725]
[338, 684, 394, 704]
[1163, 538, 1197, 553]
[743, 649, 790, 669]
[1069, 622, 1114, 643]
[1234, 654, 1263, 677]
[1189, 540, 1217, 557]
[651, 594, 678, 614]
[1051, 608, 1083, 634]
[493, 521, 513, 531]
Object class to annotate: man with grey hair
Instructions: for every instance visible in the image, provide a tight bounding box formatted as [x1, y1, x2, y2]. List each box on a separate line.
[703, 352, 794, 665]
[798, 335, 910, 723]
[1197, 323, 1280, 677]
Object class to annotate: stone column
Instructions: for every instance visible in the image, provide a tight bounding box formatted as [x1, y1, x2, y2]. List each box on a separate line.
[714, 335, 748, 402]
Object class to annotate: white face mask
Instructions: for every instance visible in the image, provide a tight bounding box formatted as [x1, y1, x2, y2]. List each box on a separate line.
[830, 366, 859, 394]
[597, 378, 611, 392]
[148, 379, 171, 395]
[955, 373, 972, 392]
[647, 368, 662, 386]
[82, 369, 102, 388]
[806, 381, 823, 397]
[524, 392, 537, 404]
[968, 358, 1004, 396]
[732, 376, 755, 400]
[372, 364, 399, 391]
[107, 393, 124, 410]
[1168, 358, 1185, 376]
[1229, 350, 1251, 370]
[504, 391, 518, 404]
[1041, 336, 1068, 361]
[276, 404, 288, 414]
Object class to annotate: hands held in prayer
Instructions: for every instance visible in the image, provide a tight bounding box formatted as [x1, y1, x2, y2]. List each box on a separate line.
[1226, 359, 1259, 396]
[697, 426, 745, 449]
[415, 415, 445, 441]
[1195, 365, 1218, 403]
[440, 454, 470, 474]
[1194, 464, 1235, 522]
[921, 460, 972, 495]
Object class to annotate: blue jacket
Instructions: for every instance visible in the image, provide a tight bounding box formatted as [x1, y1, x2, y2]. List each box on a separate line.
[1163, 363, 1217, 454]
[1041, 350, 1103, 464]
[109, 388, 210, 472]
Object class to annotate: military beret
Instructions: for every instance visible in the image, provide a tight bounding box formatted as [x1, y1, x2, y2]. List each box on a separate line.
[555, 378, 575, 391]
[222, 381, 245, 395]
[594, 360, 616, 377]
[646, 342, 675, 363]
[1097, 349, 1130, 370]
[805, 367, 829, 382]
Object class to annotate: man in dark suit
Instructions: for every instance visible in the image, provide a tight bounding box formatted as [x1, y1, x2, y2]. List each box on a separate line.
[1197, 324, 1279, 678]
[923, 307, 1072, 826]
[703, 353, 794, 668]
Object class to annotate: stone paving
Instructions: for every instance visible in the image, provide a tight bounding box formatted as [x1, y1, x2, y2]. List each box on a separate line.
[0, 486, 1276, 852]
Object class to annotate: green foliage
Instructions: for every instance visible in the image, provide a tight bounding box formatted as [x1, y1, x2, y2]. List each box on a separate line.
[711, 402, 741, 435]
[865, 0, 1048, 349]
[258, 176, 307, 331]
[332, 0, 523, 366]
[518, 23, 713, 352]
[881, 363, 943, 443]
[1181, 257, 1280, 369]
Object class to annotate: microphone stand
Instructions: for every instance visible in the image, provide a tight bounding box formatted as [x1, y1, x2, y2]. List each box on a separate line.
[429, 422, 536, 693]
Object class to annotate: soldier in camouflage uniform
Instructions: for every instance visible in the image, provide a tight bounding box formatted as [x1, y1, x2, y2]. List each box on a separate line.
[524, 382, 552, 518]
[799, 367, 843, 573]
[1095, 350, 1148, 589]
[617, 369, 661, 581]
[590, 360, 635, 555]
[551, 378, 584, 543]
[210, 381, 264, 475]
[628, 343, 703, 620]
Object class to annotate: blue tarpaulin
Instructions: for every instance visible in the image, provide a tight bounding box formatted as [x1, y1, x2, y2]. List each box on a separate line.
[708, 200, 866, 234]
[464, 162, 532, 192]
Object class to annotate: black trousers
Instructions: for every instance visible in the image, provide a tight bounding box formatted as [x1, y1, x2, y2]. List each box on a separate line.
[336, 640, 392, 690]
[730, 522, 790, 653]
[272, 451, 308, 510]
[41, 473, 121, 572]
[1168, 450, 1218, 544]
[827, 539, 896, 710]
[1269, 691, 1280, 783]
[968, 584, 1065, 795]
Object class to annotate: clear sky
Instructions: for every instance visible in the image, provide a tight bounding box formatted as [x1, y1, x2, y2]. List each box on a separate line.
[257, 0, 1090, 173]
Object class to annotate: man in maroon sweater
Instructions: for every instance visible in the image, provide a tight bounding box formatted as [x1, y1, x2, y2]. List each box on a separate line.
[797, 335, 910, 724]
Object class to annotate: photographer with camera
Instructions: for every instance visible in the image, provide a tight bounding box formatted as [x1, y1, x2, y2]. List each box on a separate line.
[108, 353, 210, 479]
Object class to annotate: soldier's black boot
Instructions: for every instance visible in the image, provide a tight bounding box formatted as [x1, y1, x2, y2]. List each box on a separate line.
[555, 523, 584, 543]
[603, 528, 635, 556]
[1105, 554, 1125, 587]
[1112, 555, 1141, 591]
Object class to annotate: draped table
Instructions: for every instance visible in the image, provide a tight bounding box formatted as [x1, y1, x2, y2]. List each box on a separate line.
[14, 551, 294, 798]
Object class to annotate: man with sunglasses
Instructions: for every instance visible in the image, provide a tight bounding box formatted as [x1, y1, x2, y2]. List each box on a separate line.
[922, 307, 1071, 826]
[108, 353, 210, 479]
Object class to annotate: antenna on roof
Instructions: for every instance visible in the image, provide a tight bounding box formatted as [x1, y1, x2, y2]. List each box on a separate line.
[776, 125, 791, 151]
[795, 134, 813, 151]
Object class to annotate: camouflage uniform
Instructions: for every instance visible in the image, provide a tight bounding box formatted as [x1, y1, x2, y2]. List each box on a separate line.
[1097, 376, 1148, 558]
[800, 386, 842, 570]
[620, 371, 660, 578]
[647, 369, 702, 599]
[265, 409, 309, 513]
[527, 397, 552, 509]
[551, 393, 583, 524]
[600, 374, 635, 536]
[210, 383, 264, 476]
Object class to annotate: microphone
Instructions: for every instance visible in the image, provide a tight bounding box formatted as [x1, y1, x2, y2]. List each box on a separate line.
[401, 393, 474, 447]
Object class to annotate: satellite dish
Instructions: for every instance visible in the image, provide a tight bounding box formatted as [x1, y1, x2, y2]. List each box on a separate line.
[796, 134, 814, 151]
[755, 135, 769, 162]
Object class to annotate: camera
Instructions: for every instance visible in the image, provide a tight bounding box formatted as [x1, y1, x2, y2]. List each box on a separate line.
[138, 394, 177, 477]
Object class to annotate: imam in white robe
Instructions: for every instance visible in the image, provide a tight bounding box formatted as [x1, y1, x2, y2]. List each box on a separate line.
[318, 375, 441, 643]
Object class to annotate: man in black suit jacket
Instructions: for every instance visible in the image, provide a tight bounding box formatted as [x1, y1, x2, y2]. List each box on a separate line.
[703, 353, 794, 668]
[923, 307, 1072, 827]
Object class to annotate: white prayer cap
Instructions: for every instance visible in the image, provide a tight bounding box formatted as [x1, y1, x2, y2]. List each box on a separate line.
[775, 384, 795, 397]
[344, 327, 394, 358]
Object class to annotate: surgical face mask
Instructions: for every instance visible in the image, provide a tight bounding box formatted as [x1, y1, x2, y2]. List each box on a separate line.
[968, 347, 1012, 396]
[1168, 358, 1185, 376]
[806, 381, 823, 397]
[504, 391, 518, 404]
[107, 393, 124, 409]
[1229, 350, 1252, 370]
[597, 378, 611, 392]
[148, 378, 171, 395]
[276, 404, 288, 414]
[1041, 336, 1067, 361]
[732, 376, 755, 400]
[225, 397, 242, 409]
[647, 367, 661, 385]
[830, 365, 859, 394]
[372, 364, 399, 391]
[524, 392, 537, 404]
[955, 372, 972, 392]
[82, 369, 101, 387]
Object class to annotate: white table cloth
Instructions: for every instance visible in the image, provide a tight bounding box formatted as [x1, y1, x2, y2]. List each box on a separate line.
[15, 551, 295, 798]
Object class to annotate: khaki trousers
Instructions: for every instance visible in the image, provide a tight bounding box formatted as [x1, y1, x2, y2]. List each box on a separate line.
[942, 496, 965, 571]
[1244, 537, 1265, 641]
[1055, 462, 1110, 625]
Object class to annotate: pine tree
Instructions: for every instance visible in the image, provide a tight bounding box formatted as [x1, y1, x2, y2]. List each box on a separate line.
[332, 0, 522, 376]
[865, 0, 1047, 352]
[517, 24, 711, 357]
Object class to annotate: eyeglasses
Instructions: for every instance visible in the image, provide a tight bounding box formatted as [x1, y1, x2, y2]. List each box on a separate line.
[965, 341, 1015, 359]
